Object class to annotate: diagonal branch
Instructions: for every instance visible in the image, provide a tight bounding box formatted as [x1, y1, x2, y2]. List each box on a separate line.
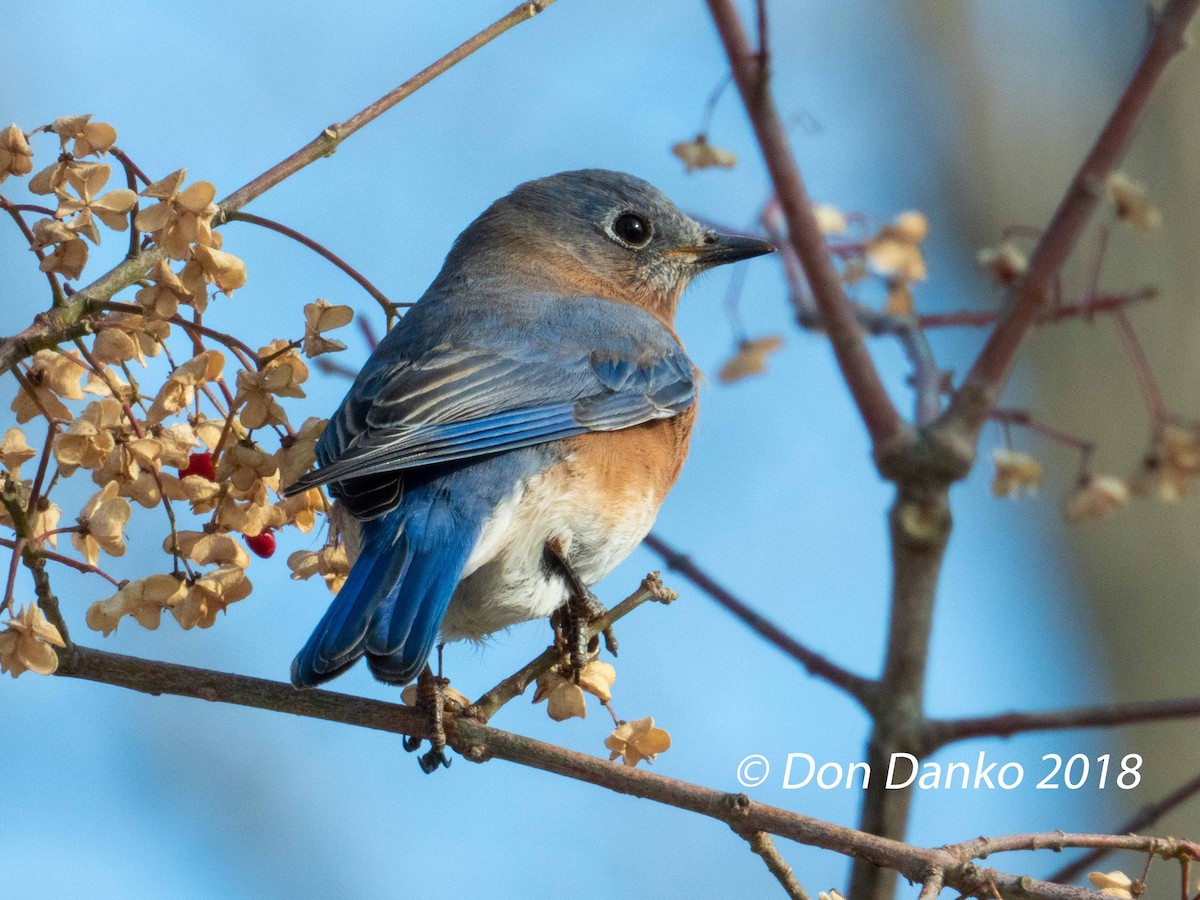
[1046, 770, 1200, 886]
[942, 0, 1200, 438]
[706, 0, 907, 452]
[0, 0, 558, 378]
[642, 532, 878, 707]
[52, 643, 1193, 900]
[923, 695, 1200, 752]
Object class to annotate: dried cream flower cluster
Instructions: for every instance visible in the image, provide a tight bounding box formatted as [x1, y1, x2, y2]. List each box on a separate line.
[0, 116, 355, 677]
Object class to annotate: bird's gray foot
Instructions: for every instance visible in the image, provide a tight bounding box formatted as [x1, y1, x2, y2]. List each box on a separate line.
[544, 540, 618, 679]
[411, 665, 452, 774]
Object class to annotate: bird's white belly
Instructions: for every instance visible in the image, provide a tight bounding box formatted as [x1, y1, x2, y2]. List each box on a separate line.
[440, 465, 659, 642]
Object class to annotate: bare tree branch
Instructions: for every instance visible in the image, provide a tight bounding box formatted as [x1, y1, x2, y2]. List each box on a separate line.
[706, 0, 907, 452]
[642, 532, 878, 707]
[0, 0, 557, 378]
[924, 696, 1200, 752]
[1046, 771, 1200, 885]
[50, 644, 1197, 900]
[942, 0, 1200, 438]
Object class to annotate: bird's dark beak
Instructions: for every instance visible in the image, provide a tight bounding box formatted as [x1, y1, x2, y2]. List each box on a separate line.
[692, 232, 775, 268]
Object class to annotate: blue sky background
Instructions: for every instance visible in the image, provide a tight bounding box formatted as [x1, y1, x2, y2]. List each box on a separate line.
[2, 2, 1153, 897]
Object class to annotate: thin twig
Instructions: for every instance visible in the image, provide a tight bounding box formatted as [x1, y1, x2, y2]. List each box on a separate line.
[0, 0, 558, 378]
[50, 643, 1187, 900]
[742, 830, 810, 900]
[224, 211, 403, 320]
[942, 0, 1200, 436]
[923, 696, 1200, 752]
[467, 573, 676, 723]
[915, 287, 1157, 329]
[707, 0, 906, 451]
[642, 532, 877, 707]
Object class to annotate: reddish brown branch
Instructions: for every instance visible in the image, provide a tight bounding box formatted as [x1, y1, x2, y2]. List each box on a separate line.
[0, 0, 556, 379]
[642, 532, 877, 706]
[943, 0, 1199, 435]
[224, 211, 403, 319]
[1046, 770, 1200, 885]
[217, 1, 557, 214]
[916, 288, 1157, 329]
[923, 695, 1200, 752]
[706, 0, 906, 451]
[51, 644, 1185, 900]
[1112, 309, 1168, 429]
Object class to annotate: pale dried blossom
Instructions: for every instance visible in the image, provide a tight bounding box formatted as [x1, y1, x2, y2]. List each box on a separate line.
[170, 530, 250, 570]
[216, 495, 286, 537]
[0, 603, 66, 677]
[812, 203, 848, 235]
[173, 565, 252, 630]
[0, 124, 33, 183]
[54, 398, 123, 474]
[54, 163, 136, 244]
[216, 440, 280, 503]
[866, 211, 928, 283]
[1106, 171, 1161, 231]
[71, 480, 131, 566]
[671, 134, 737, 173]
[1064, 475, 1129, 522]
[93, 435, 164, 508]
[30, 499, 62, 548]
[29, 156, 86, 196]
[188, 242, 247, 296]
[1087, 870, 1134, 899]
[288, 543, 350, 593]
[977, 241, 1028, 287]
[991, 448, 1042, 498]
[0, 428, 36, 477]
[51, 114, 117, 157]
[153, 422, 200, 469]
[303, 300, 354, 357]
[534, 666, 587, 721]
[136, 259, 193, 318]
[276, 487, 324, 534]
[135, 168, 220, 259]
[11, 349, 86, 423]
[275, 417, 326, 487]
[86, 573, 188, 635]
[234, 343, 307, 429]
[605, 716, 671, 767]
[718, 335, 785, 384]
[1145, 423, 1200, 503]
[145, 350, 224, 424]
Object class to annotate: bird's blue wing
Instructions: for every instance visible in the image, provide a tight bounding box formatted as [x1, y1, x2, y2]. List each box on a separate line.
[283, 298, 696, 498]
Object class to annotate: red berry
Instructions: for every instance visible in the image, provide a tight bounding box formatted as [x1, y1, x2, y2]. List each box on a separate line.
[179, 451, 216, 481]
[246, 530, 276, 559]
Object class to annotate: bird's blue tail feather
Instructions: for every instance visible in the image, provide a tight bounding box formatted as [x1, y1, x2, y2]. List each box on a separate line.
[291, 496, 480, 689]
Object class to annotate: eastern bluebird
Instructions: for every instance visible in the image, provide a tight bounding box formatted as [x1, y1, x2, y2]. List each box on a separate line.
[284, 169, 772, 691]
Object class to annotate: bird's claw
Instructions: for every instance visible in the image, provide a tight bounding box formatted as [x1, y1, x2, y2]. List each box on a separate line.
[408, 665, 453, 774]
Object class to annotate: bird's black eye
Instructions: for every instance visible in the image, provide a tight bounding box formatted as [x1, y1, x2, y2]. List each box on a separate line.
[612, 212, 651, 248]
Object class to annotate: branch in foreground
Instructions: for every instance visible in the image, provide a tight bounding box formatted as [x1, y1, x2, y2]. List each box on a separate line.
[0, 0, 556, 378]
[743, 831, 810, 900]
[1047, 770, 1200, 885]
[223, 211, 402, 321]
[923, 695, 1200, 752]
[943, 0, 1199, 436]
[53, 644, 1195, 899]
[467, 573, 677, 723]
[915, 288, 1157, 330]
[641, 532, 877, 707]
[706, 0, 906, 451]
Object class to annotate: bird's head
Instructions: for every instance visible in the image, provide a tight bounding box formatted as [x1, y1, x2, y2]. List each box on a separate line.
[440, 169, 774, 322]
